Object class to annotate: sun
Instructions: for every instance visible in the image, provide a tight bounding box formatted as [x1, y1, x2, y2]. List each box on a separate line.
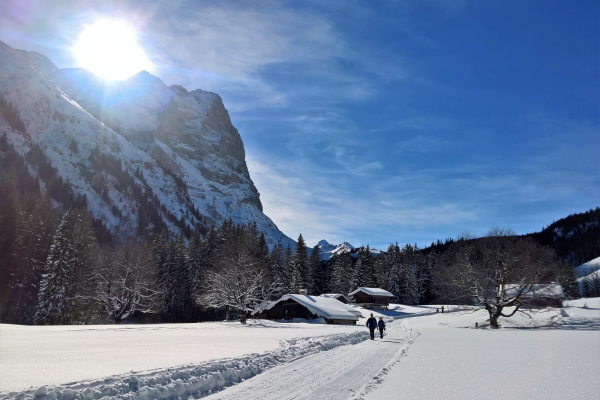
[74, 19, 152, 81]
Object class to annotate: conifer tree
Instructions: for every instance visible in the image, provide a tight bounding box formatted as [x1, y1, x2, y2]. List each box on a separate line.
[353, 246, 375, 289]
[290, 234, 309, 293]
[281, 244, 294, 293]
[558, 261, 581, 300]
[7, 194, 57, 323]
[330, 253, 354, 295]
[267, 242, 286, 296]
[309, 245, 326, 294]
[35, 209, 98, 325]
[153, 232, 173, 320]
[387, 243, 405, 303]
[185, 228, 205, 319]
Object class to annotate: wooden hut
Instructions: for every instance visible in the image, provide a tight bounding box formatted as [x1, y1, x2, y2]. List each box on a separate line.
[348, 287, 394, 309]
[253, 293, 359, 325]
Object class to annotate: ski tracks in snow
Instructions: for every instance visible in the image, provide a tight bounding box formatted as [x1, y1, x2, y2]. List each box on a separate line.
[207, 320, 417, 400]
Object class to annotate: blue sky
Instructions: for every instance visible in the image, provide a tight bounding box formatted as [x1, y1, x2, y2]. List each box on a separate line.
[1, 0, 598, 249]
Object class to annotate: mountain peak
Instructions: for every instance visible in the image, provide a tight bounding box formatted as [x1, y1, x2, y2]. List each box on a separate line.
[0, 41, 294, 249]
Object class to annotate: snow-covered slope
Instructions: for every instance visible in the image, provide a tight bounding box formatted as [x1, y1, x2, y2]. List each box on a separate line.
[574, 256, 600, 278]
[0, 41, 293, 248]
[575, 257, 600, 294]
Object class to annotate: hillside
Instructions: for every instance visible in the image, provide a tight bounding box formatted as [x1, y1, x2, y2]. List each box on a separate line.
[0, 41, 294, 248]
[526, 207, 600, 266]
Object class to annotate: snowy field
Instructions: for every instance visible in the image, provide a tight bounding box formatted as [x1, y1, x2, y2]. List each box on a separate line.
[1, 300, 598, 399]
[364, 298, 600, 400]
[0, 320, 364, 394]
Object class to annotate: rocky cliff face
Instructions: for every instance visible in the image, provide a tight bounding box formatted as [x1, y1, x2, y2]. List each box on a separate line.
[0, 40, 293, 248]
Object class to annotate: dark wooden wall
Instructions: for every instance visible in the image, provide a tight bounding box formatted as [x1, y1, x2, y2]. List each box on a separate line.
[260, 299, 317, 320]
[353, 292, 390, 307]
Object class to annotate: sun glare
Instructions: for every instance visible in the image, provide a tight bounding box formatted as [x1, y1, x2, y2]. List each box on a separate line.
[74, 19, 152, 81]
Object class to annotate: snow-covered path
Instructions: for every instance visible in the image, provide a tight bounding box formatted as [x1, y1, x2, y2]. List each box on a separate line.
[206, 319, 413, 400]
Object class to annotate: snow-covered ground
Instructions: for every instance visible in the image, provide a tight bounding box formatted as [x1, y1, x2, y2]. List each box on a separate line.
[362, 298, 600, 400]
[0, 320, 364, 394]
[1, 300, 598, 399]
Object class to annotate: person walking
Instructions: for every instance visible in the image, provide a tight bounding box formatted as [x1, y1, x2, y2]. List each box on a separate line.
[366, 313, 377, 340]
[378, 317, 386, 338]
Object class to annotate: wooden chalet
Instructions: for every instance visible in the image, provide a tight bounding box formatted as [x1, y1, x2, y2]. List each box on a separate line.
[348, 287, 394, 309]
[253, 293, 359, 325]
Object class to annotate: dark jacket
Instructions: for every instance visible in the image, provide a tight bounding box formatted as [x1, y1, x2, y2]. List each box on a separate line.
[378, 319, 386, 330]
[366, 317, 377, 329]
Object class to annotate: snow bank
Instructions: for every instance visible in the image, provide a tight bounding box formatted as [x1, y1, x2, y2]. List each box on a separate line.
[0, 331, 368, 400]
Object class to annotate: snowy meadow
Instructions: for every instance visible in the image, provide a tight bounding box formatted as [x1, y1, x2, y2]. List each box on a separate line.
[2, 299, 598, 399]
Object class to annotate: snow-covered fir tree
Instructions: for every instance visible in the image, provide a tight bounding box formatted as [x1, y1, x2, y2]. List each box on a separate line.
[291, 234, 310, 293]
[353, 246, 376, 289]
[329, 252, 354, 295]
[35, 209, 98, 325]
[5, 193, 57, 324]
[309, 244, 326, 294]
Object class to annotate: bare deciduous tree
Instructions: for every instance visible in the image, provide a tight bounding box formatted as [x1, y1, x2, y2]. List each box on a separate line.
[440, 233, 561, 327]
[88, 242, 160, 324]
[199, 253, 279, 323]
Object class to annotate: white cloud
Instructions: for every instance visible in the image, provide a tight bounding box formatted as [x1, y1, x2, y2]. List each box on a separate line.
[246, 149, 481, 248]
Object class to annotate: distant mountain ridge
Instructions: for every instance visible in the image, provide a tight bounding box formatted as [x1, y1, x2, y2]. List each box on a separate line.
[0, 41, 294, 248]
[316, 239, 383, 260]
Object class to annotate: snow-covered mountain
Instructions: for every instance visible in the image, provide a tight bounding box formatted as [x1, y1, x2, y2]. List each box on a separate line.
[317, 240, 355, 260]
[316, 240, 384, 260]
[0, 41, 294, 248]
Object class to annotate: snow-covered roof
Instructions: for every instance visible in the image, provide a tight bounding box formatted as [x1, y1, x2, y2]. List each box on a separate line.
[505, 284, 564, 299]
[255, 294, 359, 321]
[348, 287, 394, 297]
[320, 293, 350, 301]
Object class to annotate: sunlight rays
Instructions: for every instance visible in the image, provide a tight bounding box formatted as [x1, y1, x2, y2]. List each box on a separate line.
[73, 19, 151, 81]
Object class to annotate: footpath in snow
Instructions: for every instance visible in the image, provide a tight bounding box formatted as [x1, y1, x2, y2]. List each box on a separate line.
[206, 317, 415, 400]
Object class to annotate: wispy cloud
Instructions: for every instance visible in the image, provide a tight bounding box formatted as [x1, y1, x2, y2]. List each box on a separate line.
[2, 0, 596, 250]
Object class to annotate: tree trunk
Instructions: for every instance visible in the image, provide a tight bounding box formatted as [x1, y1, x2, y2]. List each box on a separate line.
[490, 314, 500, 328]
[225, 305, 230, 321]
[240, 311, 247, 324]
